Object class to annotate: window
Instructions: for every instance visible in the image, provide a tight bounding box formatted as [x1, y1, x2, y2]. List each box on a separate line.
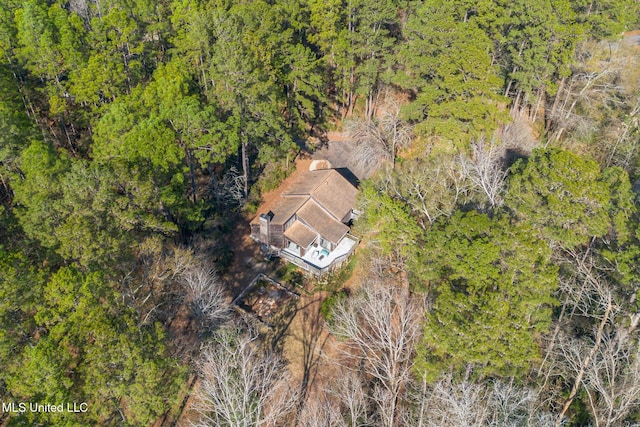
[284, 215, 295, 230]
[319, 238, 330, 250]
[287, 240, 300, 255]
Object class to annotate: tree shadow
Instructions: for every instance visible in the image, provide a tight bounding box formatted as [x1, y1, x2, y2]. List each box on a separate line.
[296, 297, 329, 405]
[335, 167, 360, 189]
[265, 297, 314, 354]
[257, 292, 329, 406]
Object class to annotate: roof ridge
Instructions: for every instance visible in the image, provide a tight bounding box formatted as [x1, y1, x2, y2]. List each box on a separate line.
[307, 169, 334, 194]
[307, 194, 340, 222]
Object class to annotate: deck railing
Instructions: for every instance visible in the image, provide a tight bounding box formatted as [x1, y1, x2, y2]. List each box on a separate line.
[279, 250, 323, 275]
[278, 234, 359, 276]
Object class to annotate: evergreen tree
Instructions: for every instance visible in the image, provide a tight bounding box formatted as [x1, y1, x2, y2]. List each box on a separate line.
[397, 0, 508, 144]
[506, 148, 612, 248]
[412, 211, 558, 380]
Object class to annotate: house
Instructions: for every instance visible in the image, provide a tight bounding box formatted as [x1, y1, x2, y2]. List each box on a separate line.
[250, 168, 359, 275]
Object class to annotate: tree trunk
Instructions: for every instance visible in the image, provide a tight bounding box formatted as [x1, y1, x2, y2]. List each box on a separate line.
[547, 76, 566, 131]
[187, 147, 197, 204]
[241, 139, 248, 200]
[530, 86, 544, 123]
[556, 299, 613, 426]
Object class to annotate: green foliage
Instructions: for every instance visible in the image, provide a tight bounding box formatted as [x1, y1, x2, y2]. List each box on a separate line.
[572, 0, 638, 39]
[5, 266, 186, 426]
[308, 0, 398, 115]
[594, 168, 640, 297]
[397, 0, 508, 143]
[356, 180, 421, 259]
[371, 156, 470, 227]
[412, 211, 558, 381]
[275, 261, 305, 286]
[14, 1, 87, 114]
[1, 0, 638, 424]
[320, 288, 349, 325]
[90, 59, 220, 231]
[0, 65, 39, 184]
[14, 143, 178, 268]
[252, 160, 294, 197]
[0, 247, 43, 373]
[506, 148, 612, 247]
[601, 166, 635, 246]
[321, 253, 358, 292]
[12, 140, 70, 249]
[498, 0, 581, 95]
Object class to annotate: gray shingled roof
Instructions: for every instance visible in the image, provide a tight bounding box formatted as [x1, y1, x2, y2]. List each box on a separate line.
[283, 220, 317, 248]
[252, 168, 357, 246]
[282, 169, 333, 196]
[311, 171, 358, 221]
[297, 200, 349, 245]
[266, 196, 307, 226]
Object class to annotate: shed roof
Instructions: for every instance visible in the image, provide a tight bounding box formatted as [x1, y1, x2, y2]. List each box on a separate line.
[283, 220, 317, 248]
[297, 200, 349, 245]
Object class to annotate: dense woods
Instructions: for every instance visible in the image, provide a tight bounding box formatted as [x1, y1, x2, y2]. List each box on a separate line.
[1, 0, 640, 425]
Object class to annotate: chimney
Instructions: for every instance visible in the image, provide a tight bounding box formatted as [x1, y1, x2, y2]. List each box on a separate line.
[259, 212, 273, 246]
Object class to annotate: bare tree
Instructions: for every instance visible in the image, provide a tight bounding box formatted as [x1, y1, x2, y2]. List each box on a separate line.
[411, 375, 554, 427]
[547, 41, 628, 142]
[458, 137, 508, 210]
[181, 265, 229, 329]
[122, 245, 228, 327]
[498, 115, 538, 156]
[328, 281, 422, 427]
[546, 40, 640, 171]
[211, 166, 246, 206]
[423, 375, 491, 427]
[298, 373, 372, 427]
[347, 103, 413, 171]
[192, 329, 299, 427]
[488, 379, 554, 427]
[376, 154, 471, 228]
[583, 334, 640, 427]
[155, 246, 230, 330]
[68, 0, 90, 21]
[538, 248, 640, 427]
[601, 97, 640, 170]
[552, 252, 617, 426]
[297, 392, 344, 427]
[324, 369, 370, 427]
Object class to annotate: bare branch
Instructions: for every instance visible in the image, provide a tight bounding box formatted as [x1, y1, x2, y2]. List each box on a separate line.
[347, 104, 413, 171]
[411, 375, 554, 427]
[193, 329, 299, 427]
[458, 137, 508, 209]
[584, 335, 640, 427]
[328, 281, 422, 427]
[181, 265, 229, 329]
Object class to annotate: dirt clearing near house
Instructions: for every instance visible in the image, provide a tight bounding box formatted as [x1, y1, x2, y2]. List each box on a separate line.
[218, 156, 313, 300]
[177, 139, 366, 424]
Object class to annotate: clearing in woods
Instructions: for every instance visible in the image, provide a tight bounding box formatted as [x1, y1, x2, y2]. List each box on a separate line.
[177, 134, 364, 423]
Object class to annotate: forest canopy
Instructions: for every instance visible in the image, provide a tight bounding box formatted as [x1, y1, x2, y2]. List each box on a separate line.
[1, 0, 639, 425]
